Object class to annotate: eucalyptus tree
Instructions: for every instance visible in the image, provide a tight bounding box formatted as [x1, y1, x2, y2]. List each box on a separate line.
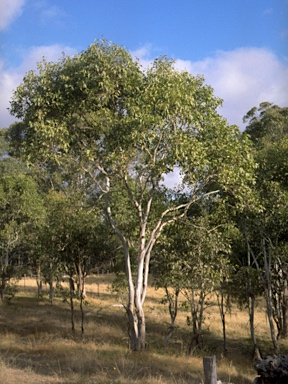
[151, 220, 185, 346]
[40, 189, 106, 332]
[0, 129, 46, 300]
[227, 219, 263, 357]
[0, 165, 45, 301]
[153, 210, 233, 353]
[244, 102, 288, 147]
[243, 103, 288, 353]
[9, 40, 255, 350]
[182, 220, 232, 353]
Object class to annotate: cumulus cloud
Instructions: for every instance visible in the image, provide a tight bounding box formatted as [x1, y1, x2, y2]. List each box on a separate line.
[175, 48, 288, 129]
[0, 0, 26, 30]
[0, 45, 76, 128]
[130, 45, 153, 70]
[131, 46, 288, 129]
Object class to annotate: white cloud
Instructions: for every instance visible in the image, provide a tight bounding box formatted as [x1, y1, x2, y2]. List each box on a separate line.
[0, 0, 26, 30]
[175, 47, 288, 129]
[130, 45, 153, 70]
[39, 4, 68, 26]
[0, 45, 76, 128]
[17, 45, 76, 73]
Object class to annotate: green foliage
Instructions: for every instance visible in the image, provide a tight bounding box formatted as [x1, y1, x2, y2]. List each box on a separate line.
[240, 103, 288, 247]
[39, 189, 112, 279]
[4, 122, 28, 159]
[0, 279, 18, 301]
[250, 105, 288, 246]
[237, 103, 288, 347]
[244, 102, 288, 147]
[0, 161, 45, 300]
[152, 209, 234, 347]
[9, 40, 141, 165]
[10, 40, 255, 203]
[153, 214, 233, 292]
[0, 129, 8, 157]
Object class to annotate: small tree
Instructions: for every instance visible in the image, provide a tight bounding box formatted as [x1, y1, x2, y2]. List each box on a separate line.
[39, 189, 107, 333]
[152, 223, 184, 346]
[0, 170, 45, 301]
[153, 213, 233, 353]
[242, 103, 288, 353]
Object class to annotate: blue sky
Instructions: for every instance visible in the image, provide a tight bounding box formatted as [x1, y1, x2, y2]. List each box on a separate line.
[0, 0, 288, 129]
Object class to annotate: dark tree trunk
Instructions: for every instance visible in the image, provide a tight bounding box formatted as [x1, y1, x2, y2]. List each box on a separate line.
[0, 276, 6, 302]
[221, 302, 227, 353]
[163, 288, 179, 346]
[217, 290, 229, 354]
[262, 239, 279, 353]
[36, 262, 43, 298]
[187, 289, 206, 354]
[69, 276, 75, 334]
[281, 295, 288, 338]
[48, 279, 53, 303]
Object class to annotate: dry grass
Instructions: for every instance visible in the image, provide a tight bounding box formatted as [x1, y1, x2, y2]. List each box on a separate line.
[0, 275, 287, 384]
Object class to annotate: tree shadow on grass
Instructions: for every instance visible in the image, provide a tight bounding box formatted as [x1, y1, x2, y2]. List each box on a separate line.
[0, 297, 72, 335]
[1, 289, 288, 384]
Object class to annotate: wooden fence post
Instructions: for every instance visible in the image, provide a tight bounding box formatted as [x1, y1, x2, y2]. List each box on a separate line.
[203, 356, 217, 384]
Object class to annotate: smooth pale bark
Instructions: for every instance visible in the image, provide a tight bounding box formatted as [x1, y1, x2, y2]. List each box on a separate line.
[248, 294, 262, 359]
[122, 228, 150, 350]
[104, 177, 143, 350]
[104, 174, 199, 350]
[76, 262, 86, 299]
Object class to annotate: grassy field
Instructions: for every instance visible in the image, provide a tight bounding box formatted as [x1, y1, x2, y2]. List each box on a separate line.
[1, 275, 287, 384]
